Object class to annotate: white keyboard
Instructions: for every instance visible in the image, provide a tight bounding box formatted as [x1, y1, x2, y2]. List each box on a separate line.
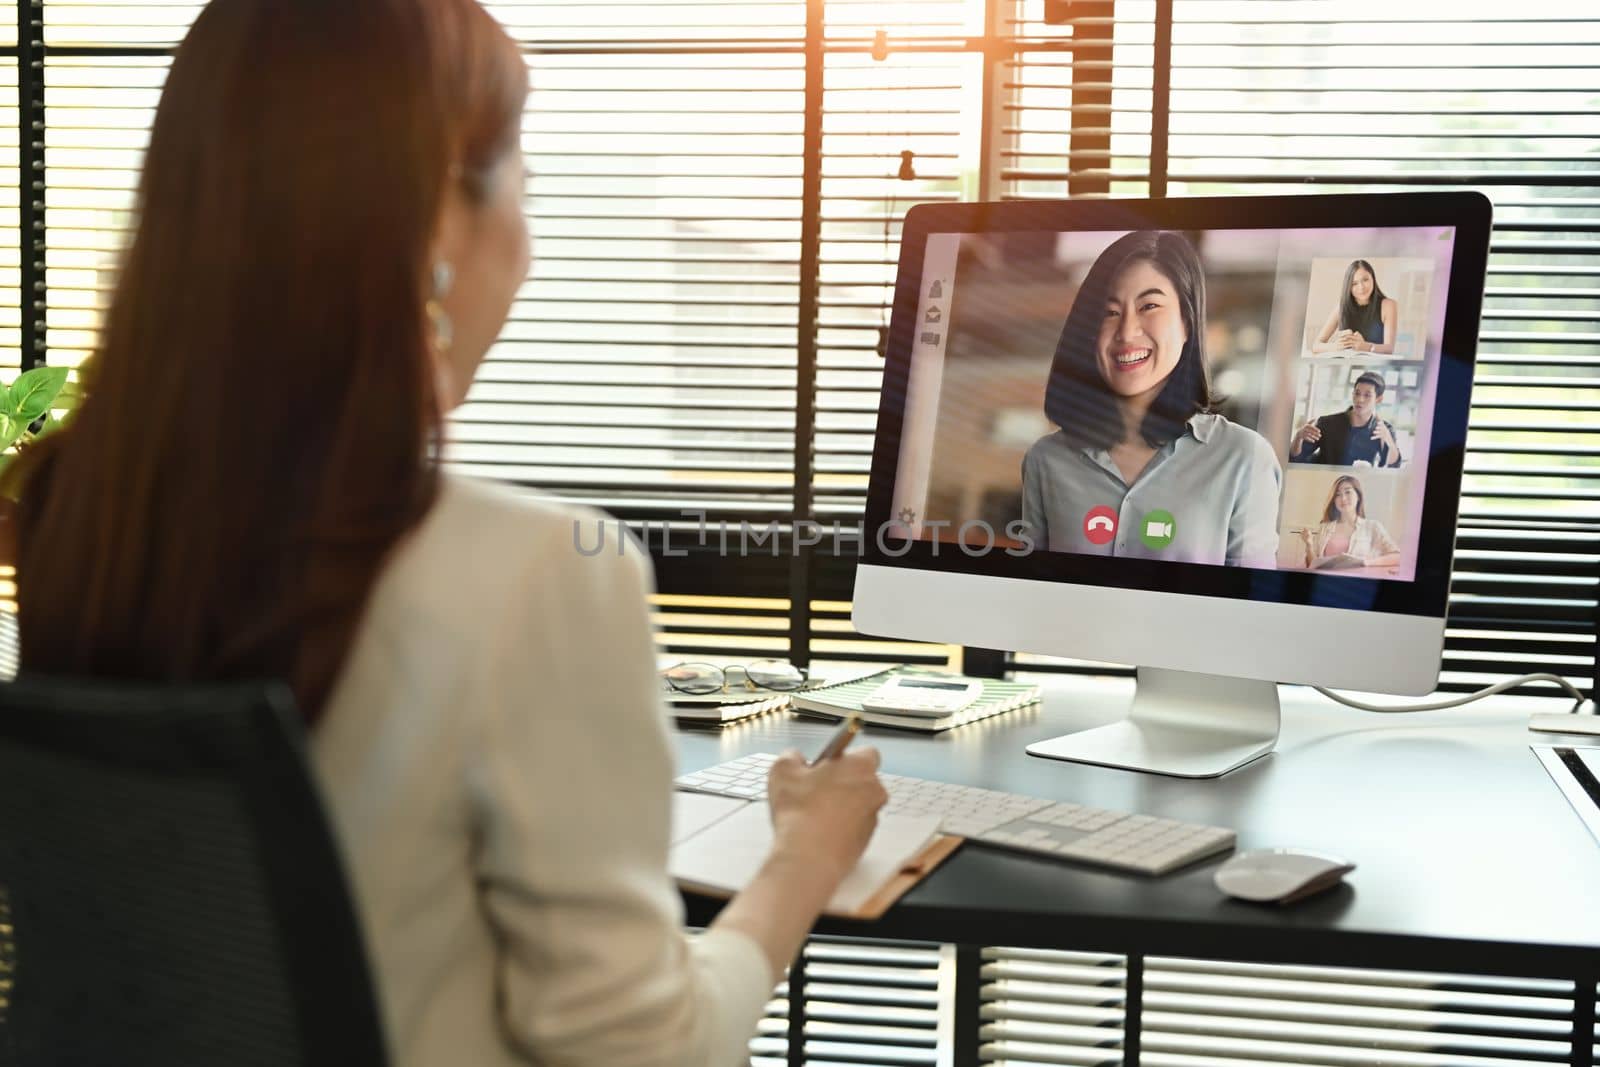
[675, 752, 1236, 876]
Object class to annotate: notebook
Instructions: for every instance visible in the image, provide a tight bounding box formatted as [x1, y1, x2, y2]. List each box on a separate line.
[669, 791, 959, 919]
[669, 692, 789, 726]
[662, 666, 888, 727]
[789, 669, 1041, 733]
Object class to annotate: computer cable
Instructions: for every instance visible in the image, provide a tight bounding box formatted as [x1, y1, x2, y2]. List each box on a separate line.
[1314, 673, 1595, 735]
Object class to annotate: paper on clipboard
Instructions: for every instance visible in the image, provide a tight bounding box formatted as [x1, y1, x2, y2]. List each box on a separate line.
[669, 795, 957, 919]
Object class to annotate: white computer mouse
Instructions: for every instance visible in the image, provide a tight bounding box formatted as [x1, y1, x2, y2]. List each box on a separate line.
[1213, 848, 1355, 904]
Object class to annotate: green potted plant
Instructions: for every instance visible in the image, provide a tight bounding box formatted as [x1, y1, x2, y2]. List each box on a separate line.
[0, 366, 76, 490]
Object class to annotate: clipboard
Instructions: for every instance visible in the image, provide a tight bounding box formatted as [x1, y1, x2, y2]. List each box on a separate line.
[675, 833, 963, 921]
[670, 793, 963, 920]
[840, 833, 963, 919]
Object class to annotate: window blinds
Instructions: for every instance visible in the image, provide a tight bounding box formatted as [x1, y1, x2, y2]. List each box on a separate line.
[30, 0, 1595, 685]
[978, 0, 1599, 695]
[40, 57, 168, 377]
[0, 60, 18, 371]
[981, 950, 1592, 1066]
[1140, 0, 1600, 697]
[813, 1, 975, 666]
[480, 5, 822, 663]
[800, 939, 954, 1066]
[457, 43, 807, 521]
[14, 5, 1600, 1067]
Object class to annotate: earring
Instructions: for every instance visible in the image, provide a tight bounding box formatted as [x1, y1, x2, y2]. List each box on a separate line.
[426, 261, 455, 353]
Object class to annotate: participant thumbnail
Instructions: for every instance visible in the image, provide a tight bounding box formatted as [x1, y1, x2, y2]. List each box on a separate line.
[1288, 361, 1421, 469]
[1277, 469, 1411, 578]
[1303, 257, 1433, 360]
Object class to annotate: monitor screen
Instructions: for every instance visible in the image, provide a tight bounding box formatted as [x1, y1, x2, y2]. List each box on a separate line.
[862, 194, 1490, 622]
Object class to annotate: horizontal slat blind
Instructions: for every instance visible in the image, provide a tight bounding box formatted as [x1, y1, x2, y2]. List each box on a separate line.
[651, 593, 792, 662]
[810, 597, 958, 669]
[816, 12, 982, 521]
[452, 25, 807, 521]
[803, 938, 953, 1066]
[980, 947, 1128, 1065]
[1002, 0, 1154, 201]
[0, 607, 15, 677]
[809, 1, 985, 668]
[752, 977, 792, 1067]
[485, 1, 805, 44]
[43, 3, 197, 46]
[1140, 958, 1578, 1066]
[981, 950, 1587, 1067]
[33, 7, 1595, 686]
[42, 56, 166, 375]
[34, 0, 190, 412]
[1152, 0, 1600, 695]
[16, 48, 151, 637]
[0, 61, 17, 371]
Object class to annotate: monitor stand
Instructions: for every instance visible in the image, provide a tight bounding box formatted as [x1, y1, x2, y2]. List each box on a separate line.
[1026, 667, 1279, 779]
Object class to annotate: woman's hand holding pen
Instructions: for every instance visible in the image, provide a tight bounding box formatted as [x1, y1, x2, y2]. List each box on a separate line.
[1295, 526, 1316, 566]
[767, 742, 887, 886]
[714, 730, 888, 980]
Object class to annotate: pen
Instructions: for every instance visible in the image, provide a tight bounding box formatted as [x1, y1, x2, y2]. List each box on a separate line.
[810, 714, 861, 766]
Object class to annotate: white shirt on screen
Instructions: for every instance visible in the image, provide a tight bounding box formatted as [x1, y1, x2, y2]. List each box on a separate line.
[310, 474, 771, 1067]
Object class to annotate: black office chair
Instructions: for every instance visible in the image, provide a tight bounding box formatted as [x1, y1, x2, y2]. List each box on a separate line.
[0, 676, 389, 1067]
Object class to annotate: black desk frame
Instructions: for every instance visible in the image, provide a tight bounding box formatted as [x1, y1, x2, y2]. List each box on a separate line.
[684, 901, 1600, 1067]
[678, 682, 1600, 1067]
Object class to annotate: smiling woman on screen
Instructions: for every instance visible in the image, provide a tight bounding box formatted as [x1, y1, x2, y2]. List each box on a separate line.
[1020, 229, 1281, 567]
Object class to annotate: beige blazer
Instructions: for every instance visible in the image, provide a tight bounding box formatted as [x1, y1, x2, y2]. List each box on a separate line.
[311, 475, 771, 1067]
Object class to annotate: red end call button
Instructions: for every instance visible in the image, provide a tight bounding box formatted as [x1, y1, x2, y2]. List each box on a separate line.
[1083, 506, 1118, 546]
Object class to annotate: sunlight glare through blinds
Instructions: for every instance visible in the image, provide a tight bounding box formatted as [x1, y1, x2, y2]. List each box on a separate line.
[450, 46, 807, 518]
[1161, 0, 1600, 695]
[42, 56, 165, 374]
[0, 62, 18, 370]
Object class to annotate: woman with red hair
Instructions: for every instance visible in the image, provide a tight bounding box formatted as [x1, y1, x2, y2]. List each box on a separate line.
[3, 1, 885, 1064]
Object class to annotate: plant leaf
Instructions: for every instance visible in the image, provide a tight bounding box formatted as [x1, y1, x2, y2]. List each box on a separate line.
[0, 414, 24, 454]
[53, 379, 84, 412]
[10, 366, 69, 423]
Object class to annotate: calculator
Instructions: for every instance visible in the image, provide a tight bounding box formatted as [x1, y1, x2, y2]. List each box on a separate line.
[860, 675, 984, 717]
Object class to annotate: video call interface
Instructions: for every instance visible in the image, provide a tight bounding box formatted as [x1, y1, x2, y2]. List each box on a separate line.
[887, 225, 1458, 583]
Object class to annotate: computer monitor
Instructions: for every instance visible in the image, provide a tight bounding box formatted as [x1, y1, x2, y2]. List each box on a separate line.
[854, 192, 1492, 778]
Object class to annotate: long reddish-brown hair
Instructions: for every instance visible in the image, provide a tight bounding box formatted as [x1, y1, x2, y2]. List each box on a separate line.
[7, 0, 528, 723]
[1321, 475, 1367, 524]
